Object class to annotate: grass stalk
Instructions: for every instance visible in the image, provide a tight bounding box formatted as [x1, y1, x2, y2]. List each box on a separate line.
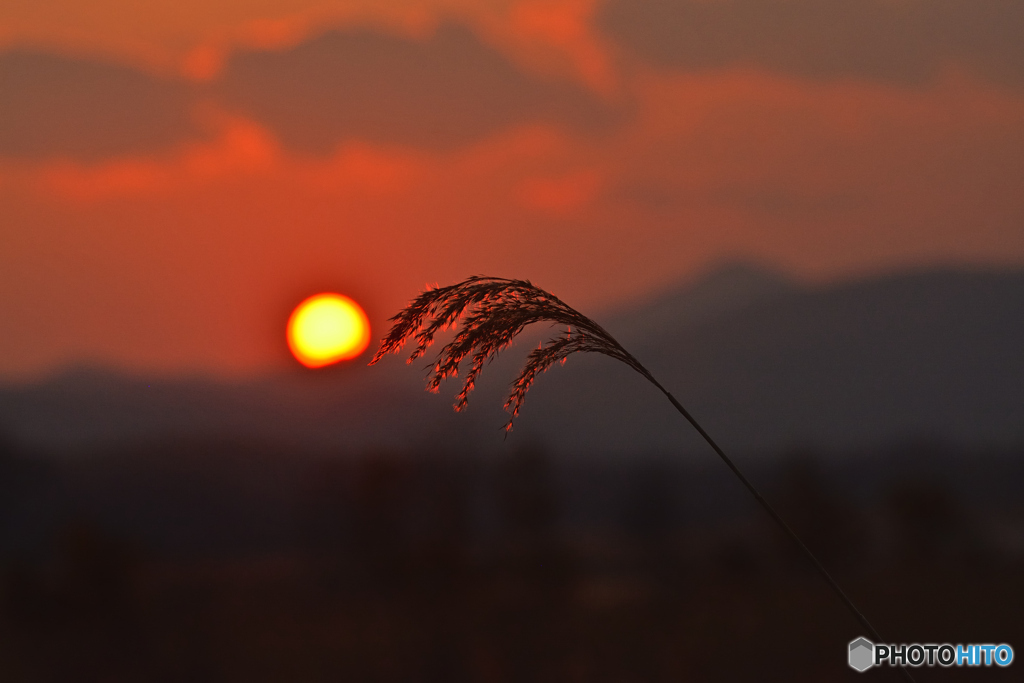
[372, 275, 914, 682]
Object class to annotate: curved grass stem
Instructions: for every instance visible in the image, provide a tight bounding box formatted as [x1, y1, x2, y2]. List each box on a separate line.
[646, 377, 915, 683]
[374, 275, 915, 682]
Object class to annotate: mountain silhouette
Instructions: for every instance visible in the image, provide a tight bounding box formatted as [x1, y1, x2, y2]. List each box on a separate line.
[1, 264, 1021, 457]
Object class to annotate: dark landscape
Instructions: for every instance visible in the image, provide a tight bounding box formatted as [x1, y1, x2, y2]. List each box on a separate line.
[1, 265, 1021, 681]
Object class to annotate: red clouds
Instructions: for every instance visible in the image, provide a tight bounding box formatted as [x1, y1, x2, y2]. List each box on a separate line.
[0, 4, 1022, 377]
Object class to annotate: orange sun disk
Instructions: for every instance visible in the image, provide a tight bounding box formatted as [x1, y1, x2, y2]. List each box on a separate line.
[287, 293, 370, 368]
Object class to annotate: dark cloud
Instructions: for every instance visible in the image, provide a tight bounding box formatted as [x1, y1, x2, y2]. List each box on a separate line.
[0, 51, 201, 160]
[0, 23, 618, 162]
[214, 22, 617, 154]
[601, 0, 1024, 86]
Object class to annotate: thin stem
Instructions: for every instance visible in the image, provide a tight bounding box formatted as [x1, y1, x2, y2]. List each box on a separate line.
[378, 276, 914, 679]
[644, 374, 915, 683]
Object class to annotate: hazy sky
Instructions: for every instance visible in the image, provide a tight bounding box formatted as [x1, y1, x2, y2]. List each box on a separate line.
[2, 0, 1022, 379]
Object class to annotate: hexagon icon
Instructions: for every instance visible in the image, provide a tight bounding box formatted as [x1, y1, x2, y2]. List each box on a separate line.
[849, 637, 874, 672]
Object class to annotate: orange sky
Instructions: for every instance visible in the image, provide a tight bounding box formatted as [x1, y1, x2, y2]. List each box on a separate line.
[1, 0, 1022, 380]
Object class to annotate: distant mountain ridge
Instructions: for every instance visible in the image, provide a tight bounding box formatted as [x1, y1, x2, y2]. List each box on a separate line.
[605, 261, 796, 345]
[514, 265, 1024, 456]
[1, 264, 1021, 458]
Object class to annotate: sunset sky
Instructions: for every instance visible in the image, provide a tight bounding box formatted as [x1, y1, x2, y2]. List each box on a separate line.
[2, 0, 1022, 380]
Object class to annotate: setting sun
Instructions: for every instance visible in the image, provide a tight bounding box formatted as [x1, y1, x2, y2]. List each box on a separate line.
[287, 293, 370, 368]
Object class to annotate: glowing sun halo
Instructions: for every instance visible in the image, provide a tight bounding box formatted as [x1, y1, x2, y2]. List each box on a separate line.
[287, 293, 370, 368]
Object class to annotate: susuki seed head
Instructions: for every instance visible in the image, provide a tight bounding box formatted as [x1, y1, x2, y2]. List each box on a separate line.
[370, 276, 652, 431]
[371, 279, 893, 656]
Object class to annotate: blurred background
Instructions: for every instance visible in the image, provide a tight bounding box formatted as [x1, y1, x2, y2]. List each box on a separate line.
[1, 0, 1023, 680]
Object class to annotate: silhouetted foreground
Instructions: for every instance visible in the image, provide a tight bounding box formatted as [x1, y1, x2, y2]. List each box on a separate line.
[0, 437, 1021, 681]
